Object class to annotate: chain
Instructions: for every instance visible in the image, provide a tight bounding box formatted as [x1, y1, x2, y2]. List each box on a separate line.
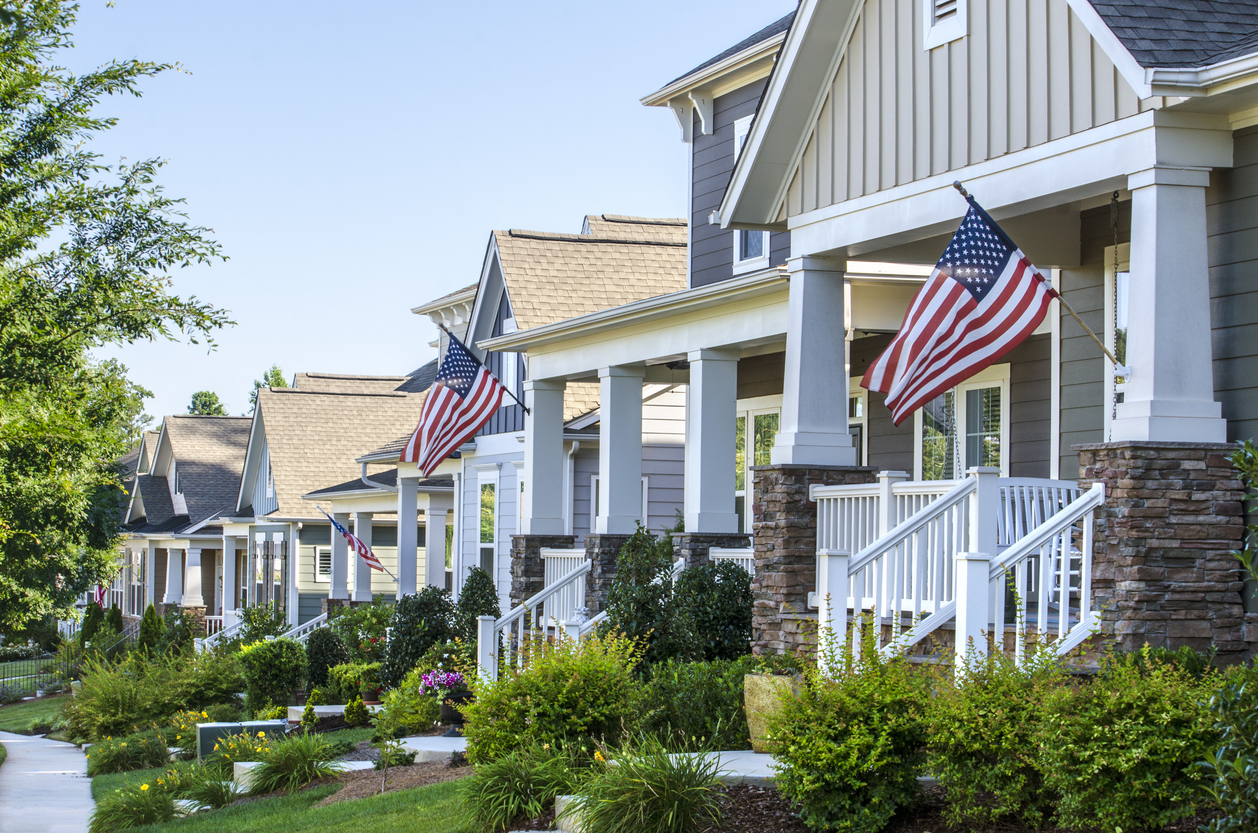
[1108, 191, 1120, 440]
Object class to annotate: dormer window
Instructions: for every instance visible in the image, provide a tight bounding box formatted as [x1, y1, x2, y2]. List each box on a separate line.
[172, 464, 182, 495]
[266, 465, 275, 499]
[923, 0, 966, 49]
[732, 116, 769, 275]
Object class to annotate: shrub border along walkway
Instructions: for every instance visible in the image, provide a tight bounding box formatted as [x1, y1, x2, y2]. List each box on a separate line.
[0, 730, 92, 832]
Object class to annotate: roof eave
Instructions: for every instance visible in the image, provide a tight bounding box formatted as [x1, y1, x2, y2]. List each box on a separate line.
[410, 286, 478, 316]
[641, 32, 787, 107]
[1147, 51, 1258, 98]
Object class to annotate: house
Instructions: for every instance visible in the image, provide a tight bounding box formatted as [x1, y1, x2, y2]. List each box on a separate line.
[489, 3, 1258, 661]
[119, 415, 252, 628]
[348, 214, 691, 613]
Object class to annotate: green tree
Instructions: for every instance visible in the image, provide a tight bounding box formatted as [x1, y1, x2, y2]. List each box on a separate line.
[0, 2, 229, 630]
[187, 390, 226, 415]
[137, 603, 162, 653]
[249, 364, 287, 411]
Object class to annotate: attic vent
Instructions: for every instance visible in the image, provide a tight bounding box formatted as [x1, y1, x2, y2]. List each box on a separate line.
[932, 0, 957, 22]
[922, 0, 966, 49]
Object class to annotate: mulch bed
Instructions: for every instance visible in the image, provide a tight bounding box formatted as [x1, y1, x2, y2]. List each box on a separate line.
[313, 759, 472, 807]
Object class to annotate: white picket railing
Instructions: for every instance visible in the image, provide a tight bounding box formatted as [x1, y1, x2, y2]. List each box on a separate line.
[814, 468, 1102, 675]
[197, 608, 245, 653]
[204, 616, 224, 636]
[709, 547, 754, 575]
[281, 612, 328, 645]
[477, 560, 591, 681]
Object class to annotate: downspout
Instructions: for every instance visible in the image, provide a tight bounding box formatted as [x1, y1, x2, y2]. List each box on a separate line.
[564, 441, 580, 537]
[362, 462, 399, 493]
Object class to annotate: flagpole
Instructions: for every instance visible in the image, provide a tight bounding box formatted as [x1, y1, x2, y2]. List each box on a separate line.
[435, 323, 532, 414]
[316, 506, 399, 583]
[951, 181, 1122, 368]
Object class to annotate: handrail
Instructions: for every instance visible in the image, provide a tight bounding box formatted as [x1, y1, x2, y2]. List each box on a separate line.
[494, 561, 591, 631]
[992, 484, 1104, 576]
[280, 612, 328, 644]
[847, 478, 975, 574]
[199, 609, 245, 652]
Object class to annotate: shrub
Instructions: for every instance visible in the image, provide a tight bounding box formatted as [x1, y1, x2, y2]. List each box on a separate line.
[89, 781, 176, 832]
[463, 632, 645, 764]
[239, 637, 306, 711]
[416, 638, 474, 675]
[381, 587, 457, 688]
[1201, 663, 1258, 833]
[79, 603, 104, 646]
[306, 687, 327, 706]
[85, 729, 174, 775]
[237, 602, 288, 644]
[326, 661, 381, 704]
[156, 608, 195, 655]
[168, 709, 210, 757]
[344, 696, 370, 727]
[927, 651, 1064, 827]
[1036, 647, 1219, 830]
[300, 701, 317, 733]
[0, 683, 23, 704]
[1113, 643, 1217, 678]
[600, 525, 679, 667]
[248, 732, 343, 794]
[378, 667, 442, 735]
[569, 737, 724, 833]
[304, 627, 350, 688]
[329, 597, 394, 662]
[252, 702, 287, 720]
[183, 774, 243, 810]
[771, 638, 930, 833]
[671, 562, 752, 662]
[460, 741, 588, 833]
[456, 567, 501, 639]
[203, 730, 274, 776]
[642, 656, 758, 751]
[136, 604, 162, 653]
[105, 605, 124, 635]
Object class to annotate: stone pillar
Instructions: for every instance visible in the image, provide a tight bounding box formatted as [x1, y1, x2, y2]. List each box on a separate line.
[685, 349, 740, 533]
[771, 257, 857, 466]
[426, 501, 452, 590]
[522, 379, 567, 535]
[751, 464, 877, 655]
[329, 512, 349, 601]
[510, 535, 576, 609]
[584, 533, 633, 613]
[396, 477, 419, 597]
[182, 547, 204, 607]
[1077, 441, 1258, 663]
[352, 512, 373, 602]
[164, 549, 183, 605]
[597, 366, 645, 534]
[1111, 167, 1226, 442]
[183, 605, 206, 636]
[221, 535, 238, 612]
[672, 532, 752, 570]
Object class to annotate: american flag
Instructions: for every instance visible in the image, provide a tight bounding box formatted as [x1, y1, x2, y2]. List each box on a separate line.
[93, 583, 108, 607]
[318, 507, 385, 572]
[400, 332, 505, 476]
[862, 198, 1057, 425]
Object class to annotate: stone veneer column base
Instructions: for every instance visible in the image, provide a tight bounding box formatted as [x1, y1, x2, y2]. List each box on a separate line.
[510, 535, 576, 610]
[181, 605, 206, 638]
[751, 464, 878, 656]
[584, 534, 633, 614]
[672, 532, 753, 570]
[321, 598, 353, 616]
[1077, 441, 1258, 664]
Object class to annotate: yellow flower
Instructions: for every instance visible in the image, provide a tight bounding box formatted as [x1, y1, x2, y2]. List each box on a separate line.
[201, 711, 208, 718]
[176, 735, 181, 740]
[257, 731, 265, 737]
[594, 750, 605, 763]
[120, 743, 127, 747]
[140, 784, 149, 792]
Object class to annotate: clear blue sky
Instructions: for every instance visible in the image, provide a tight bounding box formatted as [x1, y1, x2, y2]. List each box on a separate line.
[82, 0, 797, 420]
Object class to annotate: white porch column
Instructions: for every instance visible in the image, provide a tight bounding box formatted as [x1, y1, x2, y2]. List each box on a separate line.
[771, 256, 857, 465]
[426, 501, 452, 589]
[144, 541, 158, 608]
[1111, 166, 1226, 442]
[329, 512, 349, 600]
[246, 535, 259, 607]
[287, 526, 300, 626]
[522, 379, 567, 535]
[221, 535, 237, 612]
[597, 366, 645, 534]
[182, 547, 204, 607]
[352, 512, 374, 602]
[164, 548, 183, 605]
[685, 349, 739, 532]
[396, 478, 419, 598]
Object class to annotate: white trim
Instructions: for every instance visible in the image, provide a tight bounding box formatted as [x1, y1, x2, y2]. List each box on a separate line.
[1049, 283, 1061, 478]
[848, 377, 869, 466]
[641, 30, 787, 108]
[912, 364, 1011, 479]
[922, 0, 967, 50]
[1103, 243, 1132, 437]
[733, 116, 770, 274]
[1061, 0, 1151, 98]
[314, 546, 331, 583]
[475, 465, 500, 577]
[589, 475, 650, 531]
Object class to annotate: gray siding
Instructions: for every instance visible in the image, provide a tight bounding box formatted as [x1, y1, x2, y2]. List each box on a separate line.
[737, 352, 786, 399]
[1208, 127, 1258, 444]
[691, 82, 789, 288]
[298, 592, 323, 625]
[851, 336, 915, 472]
[784, 0, 1149, 219]
[252, 441, 278, 516]
[478, 293, 526, 437]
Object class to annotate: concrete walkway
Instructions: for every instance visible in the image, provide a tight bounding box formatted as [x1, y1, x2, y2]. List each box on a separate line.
[0, 731, 92, 833]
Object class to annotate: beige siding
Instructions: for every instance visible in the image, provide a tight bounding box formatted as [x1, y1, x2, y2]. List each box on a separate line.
[786, 0, 1148, 216]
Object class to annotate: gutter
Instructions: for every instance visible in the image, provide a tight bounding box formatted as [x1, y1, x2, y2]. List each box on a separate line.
[361, 462, 398, 493]
[1147, 51, 1258, 96]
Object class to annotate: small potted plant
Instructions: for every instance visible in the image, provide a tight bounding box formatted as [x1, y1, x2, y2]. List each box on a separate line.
[420, 669, 470, 727]
[358, 666, 382, 705]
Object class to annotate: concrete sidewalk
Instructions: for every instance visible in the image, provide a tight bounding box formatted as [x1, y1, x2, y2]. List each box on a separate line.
[0, 731, 92, 833]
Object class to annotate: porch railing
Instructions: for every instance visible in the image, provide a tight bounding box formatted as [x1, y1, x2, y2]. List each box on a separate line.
[709, 547, 754, 575]
[197, 609, 244, 653]
[280, 612, 328, 645]
[477, 560, 591, 681]
[204, 616, 224, 636]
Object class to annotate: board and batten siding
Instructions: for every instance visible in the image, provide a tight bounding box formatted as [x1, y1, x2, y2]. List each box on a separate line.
[478, 293, 525, 437]
[1208, 127, 1258, 445]
[782, 0, 1149, 219]
[692, 82, 789, 288]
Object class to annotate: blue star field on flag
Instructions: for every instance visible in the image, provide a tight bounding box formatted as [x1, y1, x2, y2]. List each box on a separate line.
[934, 205, 1016, 303]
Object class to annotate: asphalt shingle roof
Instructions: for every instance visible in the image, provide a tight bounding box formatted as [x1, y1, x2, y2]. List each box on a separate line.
[292, 372, 411, 394]
[161, 415, 252, 528]
[395, 359, 439, 394]
[666, 12, 796, 87]
[304, 469, 454, 497]
[1089, 0, 1258, 67]
[582, 215, 687, 244]
[128, 474, 181, 533]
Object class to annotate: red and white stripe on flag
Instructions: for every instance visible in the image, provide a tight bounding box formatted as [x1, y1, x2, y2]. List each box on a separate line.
[401, 365, 505, 477]
[862, 202, 1057, 426]
[345, 530, 385, 572]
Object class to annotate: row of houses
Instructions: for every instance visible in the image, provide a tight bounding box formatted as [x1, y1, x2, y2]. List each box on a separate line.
[106, 0, 1258, 660]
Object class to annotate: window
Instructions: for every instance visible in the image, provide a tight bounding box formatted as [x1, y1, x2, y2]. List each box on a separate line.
[589, 476, 650, 531]
[314, 546, 331, 583]
[500, 352, 519, 407]
[1104, 244, 1131, 435]
[478, 472, 496, 576]
[445, 525, 454, 591]
[172, 464, 181, 495]
[732, 116, 769, 274]
[734, 398, 783, 533]
[913, 365, 1010, 479]
[922, 0, 967, 49]
[849, 382, 868, 467]
[265, 464, 274, 499]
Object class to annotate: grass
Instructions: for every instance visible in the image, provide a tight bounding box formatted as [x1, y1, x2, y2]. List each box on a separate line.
[0, 695, 65, 733]
[0, 741, 6, 768]
[92, 765, 169, 800]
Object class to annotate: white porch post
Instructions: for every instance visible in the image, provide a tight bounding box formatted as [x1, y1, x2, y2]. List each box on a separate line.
[287, 526, 300, 627]
[352, 512, 373, 602]
[522, 379, 567, 535]
[955, 467, 999, 671]
[817, 548, 850, 677]
[685, 349, 739, 532]
[221, 535, 237, 612]
[164, 548, 183, 605]
[597, 366, 645, 534]
[1111, 166, 1226, 442]
[145, 541, 158, 608]
[246, 535, 259, 607]
[396, 477, 419, 598]
[329, 512, 349, 600]
[771, 256, 857, 465]
[182, 547, 204, 607]
[426, 501, 451, 589]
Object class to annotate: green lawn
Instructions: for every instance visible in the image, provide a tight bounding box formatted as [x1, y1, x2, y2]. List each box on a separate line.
[0, 695, 65, 733]
[0, 741, 7, 768]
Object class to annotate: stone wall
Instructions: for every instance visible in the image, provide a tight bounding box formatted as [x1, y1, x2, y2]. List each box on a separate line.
[1077, 441, 1258, 664]
[672, 532, 752, 570]
[584, 533, 632, 613]
[751, 464, 877, 655]
[509, 535, 575, 609]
